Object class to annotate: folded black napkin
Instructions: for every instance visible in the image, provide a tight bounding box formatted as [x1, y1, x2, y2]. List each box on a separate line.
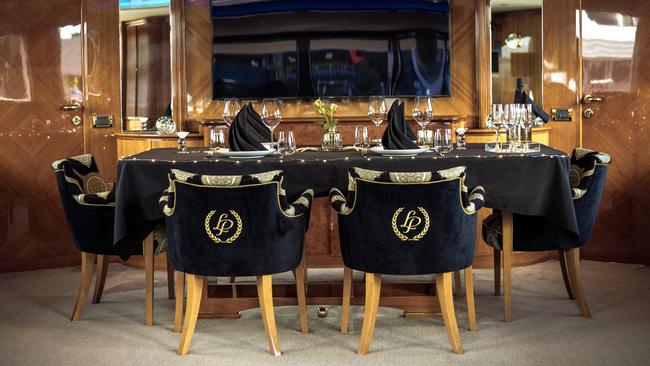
[381, 100, 419, 149]
[228, 103, 272, 151]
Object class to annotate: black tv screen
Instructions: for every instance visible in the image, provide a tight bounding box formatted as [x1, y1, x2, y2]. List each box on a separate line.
[211, 0, 451, 99]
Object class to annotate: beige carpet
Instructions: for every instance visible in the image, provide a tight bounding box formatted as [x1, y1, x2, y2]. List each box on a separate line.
[0, 260, 648, 366]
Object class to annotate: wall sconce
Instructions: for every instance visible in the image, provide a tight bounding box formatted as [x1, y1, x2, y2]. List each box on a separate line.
[504, 33, 523, 49]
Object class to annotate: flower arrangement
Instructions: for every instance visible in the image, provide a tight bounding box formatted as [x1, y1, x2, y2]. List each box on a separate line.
[312, 99, 338, 130]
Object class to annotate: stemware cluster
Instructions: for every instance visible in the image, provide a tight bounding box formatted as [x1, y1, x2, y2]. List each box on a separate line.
[488, 103, 536, 152]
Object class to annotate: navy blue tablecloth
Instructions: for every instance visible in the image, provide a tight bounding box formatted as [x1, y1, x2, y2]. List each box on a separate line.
[114, 144, 577, 258]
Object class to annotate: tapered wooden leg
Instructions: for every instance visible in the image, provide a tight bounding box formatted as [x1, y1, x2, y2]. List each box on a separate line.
[340, 267, 353, 333]
[177, 274, 204, 355]
[92, 255, 109, 304]
[454, 271, 462, 296]
[559, 250, 574, 299]
[565, 248, 591, 317]
[230, 276, 238, 298]
[144, 235, 154, 326]
[435, 272, 463, 354]
[357, 273, 381, 355]
[166, 253, 175, 300]
[502, 211, 513, 322]
[174, 271, 185, 333]
[464, 266, 478, 332]
[493, 248, 501, 296]
[257, 275, 281, 356]
[295, 256, 309, 334]
[71, 252, 96, 321]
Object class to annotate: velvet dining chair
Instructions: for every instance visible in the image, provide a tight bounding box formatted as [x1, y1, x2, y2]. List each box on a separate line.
[52, 154, 174, 324]
[330, 166, 485, 355]
[483, 148, 612, 317]
[160, 169, 312, 356]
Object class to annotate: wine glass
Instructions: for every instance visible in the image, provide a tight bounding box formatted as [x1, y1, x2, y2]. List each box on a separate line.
[261, 98, 282, 154]
[367, 96, 387, 147]
[223, 98, 241, 126]
[521, 104, 534, 147]
[413, 96, 433, 132]
[489, 104, 504, 143]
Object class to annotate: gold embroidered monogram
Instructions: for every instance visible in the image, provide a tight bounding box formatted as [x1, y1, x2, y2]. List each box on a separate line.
[391, 207, 430, 241]
[204, 210, 243, 244]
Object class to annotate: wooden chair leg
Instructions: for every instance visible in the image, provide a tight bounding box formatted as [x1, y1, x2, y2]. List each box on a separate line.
[230, 276, 237, 298]
[502, 211, 513, 322]
[559, 250, 574, 299]
[177, 274, 204, 355]
[565, 248, 591, 317]
[454, 271, 462, 296]
[493, 248, 501, 296]
[435, 272, 463, 354]
[71, 252, 96, 321]
[257, 275, 281, 356]
[464, 266, 478, 332]
[144, 234, 154, 326]
[357, 273, 381, 355]
[166, 253, 175, 300]
[340, 267, 353, 333]
[295, 255, 309, 334]
[92, 255, 109, 304]
[174, 271, 185, 333]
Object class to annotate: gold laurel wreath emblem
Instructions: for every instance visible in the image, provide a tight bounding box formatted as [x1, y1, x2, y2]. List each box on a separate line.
[204, 210, 243, 244]
[391, 207, 430, 241]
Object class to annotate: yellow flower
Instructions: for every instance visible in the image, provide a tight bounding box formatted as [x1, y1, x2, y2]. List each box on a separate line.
[314, 99, 323, 108]
[330, 103, 337, 112]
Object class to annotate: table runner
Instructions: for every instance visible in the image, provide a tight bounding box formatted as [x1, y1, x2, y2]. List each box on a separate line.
[114, 144, 577, 258]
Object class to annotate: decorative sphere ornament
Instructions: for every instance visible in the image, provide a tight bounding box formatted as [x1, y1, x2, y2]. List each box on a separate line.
[155, 116, 176, 134]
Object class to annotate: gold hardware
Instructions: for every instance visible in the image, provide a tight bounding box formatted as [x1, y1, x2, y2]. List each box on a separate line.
[71, 116, 82, 126]
[583, 94, 604, 104]
[61, 102, 84, 111]
[204, 210, 242, 244]
[583, 108, 594, 118]
[391, 207, 430, 241]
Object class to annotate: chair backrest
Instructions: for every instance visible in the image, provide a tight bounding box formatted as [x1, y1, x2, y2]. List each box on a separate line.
[336, 167, 482, 275]
[570, 148, 611, 244]
[162, 170, 309, 277]
[51, 154, 115, 254]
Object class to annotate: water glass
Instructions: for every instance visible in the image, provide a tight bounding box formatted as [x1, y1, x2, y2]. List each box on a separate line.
[455, 127, 468, 149]
[223, 98, 241, 126]
[285, 130, 296, 155]
[413, 96, 433, 131]
[261, 98, 282, 154]
[368, 96, 387, 146]
[354, 126, 369, 148]
[208, 126, 225, 151]
[176, 131, 189, 153]
[434, 128, 453, 155]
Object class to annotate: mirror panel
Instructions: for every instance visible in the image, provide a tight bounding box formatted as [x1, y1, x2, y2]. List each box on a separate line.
[491, 0, 543, 106]
[119, 1, 171, 131]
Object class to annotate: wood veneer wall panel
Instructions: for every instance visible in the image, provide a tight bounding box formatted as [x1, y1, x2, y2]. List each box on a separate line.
[182, 0, 478, 128]
[83, 0, 121, 182]
[542, 0, 581, 154]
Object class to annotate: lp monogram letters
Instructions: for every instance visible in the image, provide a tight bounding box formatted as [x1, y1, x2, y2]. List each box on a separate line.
[391, 207, 430, 241]
[204, 210, 242, 244]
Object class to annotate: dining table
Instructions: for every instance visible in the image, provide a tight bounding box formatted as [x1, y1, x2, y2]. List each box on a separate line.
[114, 143, 578, 321]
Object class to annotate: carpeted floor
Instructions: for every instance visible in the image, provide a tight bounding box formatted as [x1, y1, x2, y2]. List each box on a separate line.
[0, 260, 648, 366]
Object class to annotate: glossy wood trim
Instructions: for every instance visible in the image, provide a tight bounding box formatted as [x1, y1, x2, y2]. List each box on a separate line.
[476, 0, 492, 127]
[170, 0, 188, 132]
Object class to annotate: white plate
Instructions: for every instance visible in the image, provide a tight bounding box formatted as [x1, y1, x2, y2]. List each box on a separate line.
[369, 147, 428, 156]
[219, 149, 274, 159]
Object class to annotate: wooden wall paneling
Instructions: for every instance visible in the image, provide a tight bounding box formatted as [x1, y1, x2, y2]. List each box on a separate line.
[542, 0, 581, 154]
[476, 0, 492, 127]
[0, 0, 84, 272]
[82, 0, 121, 182]
[181, 0, 478, 129]
[170, 0, 188, 132]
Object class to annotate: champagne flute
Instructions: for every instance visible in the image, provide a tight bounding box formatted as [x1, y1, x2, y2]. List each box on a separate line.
[413, 96, 433, 132]
[490, 104, 504, 143]
[223, 98, 241, 126]
[368, 96, 387, 147]
[261, 98, 282, 154]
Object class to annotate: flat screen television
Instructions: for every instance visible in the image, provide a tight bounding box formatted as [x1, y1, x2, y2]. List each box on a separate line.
[211, 0, 451, 99]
